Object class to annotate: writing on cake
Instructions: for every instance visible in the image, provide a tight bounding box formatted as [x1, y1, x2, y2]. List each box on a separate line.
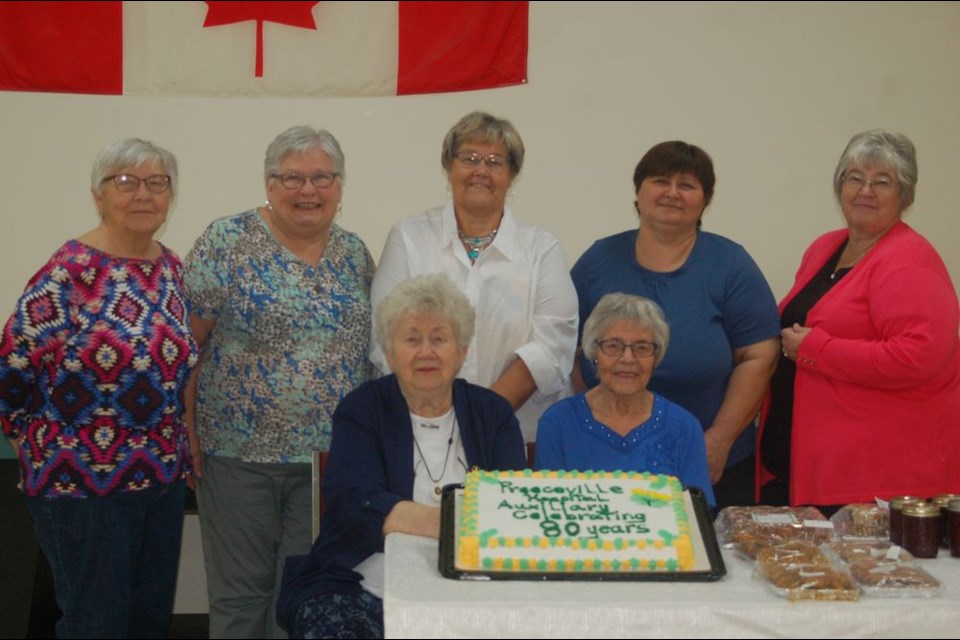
[457, 470, 696, 572]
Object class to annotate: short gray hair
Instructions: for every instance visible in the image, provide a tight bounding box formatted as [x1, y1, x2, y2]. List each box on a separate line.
[91, 138, 178, 198]
[833, 129, 917, 210]
[375, 274, 476, 357]
[582, 293, 670, 366]
[264, 126, 346, 182]
[441, 111, 525, 178]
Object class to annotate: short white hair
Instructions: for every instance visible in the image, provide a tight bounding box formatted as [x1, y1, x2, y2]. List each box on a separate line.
[833, 129, 917, 210]
[581, 293, 669, 366]
[375, 274, 475, 356]
[91, 138, 178, 198]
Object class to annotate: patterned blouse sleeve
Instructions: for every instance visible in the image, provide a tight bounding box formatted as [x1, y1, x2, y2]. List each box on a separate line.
[0, 260, 73, 437]
[183, 218, 235, 320]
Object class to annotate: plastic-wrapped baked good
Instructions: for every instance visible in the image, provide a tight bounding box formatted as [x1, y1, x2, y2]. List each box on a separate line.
[757, 562, 860, 602]
[825, 540, 915, 565]
[756, 540, 829, 568]
[848, 558, 941, 597]
[830, 504, 889, 539]
[715, 506, 836, 559]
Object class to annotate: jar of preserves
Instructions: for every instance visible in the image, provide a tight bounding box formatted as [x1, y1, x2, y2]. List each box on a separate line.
[931, 494, 960, 547]
[901, 502, 941, 559]
[947, 498, 960, 559]
[888, 496, 923, 546]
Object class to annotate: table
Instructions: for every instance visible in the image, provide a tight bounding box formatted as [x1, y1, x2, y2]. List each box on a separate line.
[383, 533, 960, 639]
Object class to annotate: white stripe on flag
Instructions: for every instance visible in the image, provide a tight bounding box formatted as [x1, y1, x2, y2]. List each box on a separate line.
[123, 1, 399, 97]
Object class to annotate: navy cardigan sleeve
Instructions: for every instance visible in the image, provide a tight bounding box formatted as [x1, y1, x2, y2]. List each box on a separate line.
[277, 375, 525, 628]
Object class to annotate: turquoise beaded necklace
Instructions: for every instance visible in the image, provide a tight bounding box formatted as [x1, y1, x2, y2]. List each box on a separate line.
[458, 228, 498, 263]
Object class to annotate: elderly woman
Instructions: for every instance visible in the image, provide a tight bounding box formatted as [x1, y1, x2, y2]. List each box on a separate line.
[277, 273, 526, 638]
[759, 130, 960, 507]
[537, 294, 714, 507]
[370, 111, 578, 443]
[184, 126, 374, 638]
[572, 141, 780, 508]
[0, 139, 196, 638]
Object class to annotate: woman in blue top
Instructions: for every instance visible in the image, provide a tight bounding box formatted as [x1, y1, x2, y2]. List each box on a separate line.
[537, 293, 714, 507]
[571, 141, 779, 508]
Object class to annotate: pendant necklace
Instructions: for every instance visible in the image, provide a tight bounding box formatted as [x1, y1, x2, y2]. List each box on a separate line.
[413, 418, 459, 501]
[459, 228, 498, 263]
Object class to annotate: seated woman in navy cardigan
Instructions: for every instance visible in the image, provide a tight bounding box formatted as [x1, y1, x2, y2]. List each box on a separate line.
[536, 293, 715, 507]
[277, 273, 526, 638]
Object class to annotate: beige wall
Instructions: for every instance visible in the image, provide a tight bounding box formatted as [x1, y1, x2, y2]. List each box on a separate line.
[1, 1, 958, 315]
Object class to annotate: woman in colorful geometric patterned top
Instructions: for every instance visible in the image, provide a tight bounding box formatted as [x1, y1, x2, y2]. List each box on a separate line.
[0, 138, 198, 638]
[184, 126, 375, 639]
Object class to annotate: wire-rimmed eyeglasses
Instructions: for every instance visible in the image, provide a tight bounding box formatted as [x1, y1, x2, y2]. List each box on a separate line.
[102, 174, 171, 193]
[595, 339, 659, 359]
[271, 171, 340, 190]
[453, 152, 509, 172]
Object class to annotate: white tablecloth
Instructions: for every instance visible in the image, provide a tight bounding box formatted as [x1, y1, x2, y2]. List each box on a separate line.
[383, 533, 960, 639]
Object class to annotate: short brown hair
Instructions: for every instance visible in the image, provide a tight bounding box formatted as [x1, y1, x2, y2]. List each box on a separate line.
[632, 141, 715, 207]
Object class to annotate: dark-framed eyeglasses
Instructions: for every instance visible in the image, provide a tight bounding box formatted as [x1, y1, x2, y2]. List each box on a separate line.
[271, 171, 339, 190]
[595, 339, 659, 359]
[453, 152, 509, 172]
[102, 174, 171, 194]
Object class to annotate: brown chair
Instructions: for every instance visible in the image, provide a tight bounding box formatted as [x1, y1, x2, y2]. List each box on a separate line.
[525, 442, 536, 469]
[311, 451, 329, 540]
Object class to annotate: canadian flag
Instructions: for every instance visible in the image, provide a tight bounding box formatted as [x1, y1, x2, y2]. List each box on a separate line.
[0, 1, 528, 96]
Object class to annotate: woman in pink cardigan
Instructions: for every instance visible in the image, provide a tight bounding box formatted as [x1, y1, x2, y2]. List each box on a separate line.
[758, 129, 960, 508]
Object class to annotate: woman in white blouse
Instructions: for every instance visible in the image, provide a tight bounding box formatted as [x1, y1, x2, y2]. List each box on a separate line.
[370, 111, 578, 442]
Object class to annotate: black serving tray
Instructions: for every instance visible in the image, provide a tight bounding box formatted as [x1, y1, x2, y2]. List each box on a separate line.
[438, 483, 725, 581]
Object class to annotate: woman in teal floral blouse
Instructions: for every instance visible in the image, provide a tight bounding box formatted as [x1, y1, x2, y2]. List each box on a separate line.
[184, 126, 375, 639]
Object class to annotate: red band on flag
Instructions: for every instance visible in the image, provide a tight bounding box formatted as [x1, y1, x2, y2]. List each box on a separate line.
[397, 1, 528, 96]
[0, 1, 122, 94]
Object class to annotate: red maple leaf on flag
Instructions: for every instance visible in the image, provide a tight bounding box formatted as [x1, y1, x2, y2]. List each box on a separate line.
[203, 1, 319, 77]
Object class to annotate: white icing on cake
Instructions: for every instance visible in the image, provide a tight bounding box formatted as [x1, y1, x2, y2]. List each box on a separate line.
[457, 470, 695, 572]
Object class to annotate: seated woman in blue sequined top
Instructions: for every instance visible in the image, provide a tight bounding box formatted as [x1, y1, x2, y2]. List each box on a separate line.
[536, 293, 715, 507]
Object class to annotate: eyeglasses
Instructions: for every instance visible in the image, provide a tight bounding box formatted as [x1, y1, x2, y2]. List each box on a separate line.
[271, 172, 339, 190]
[102, 174, 171, 193]
[595, 339, 659, 359]
[454, 152, 509, 172]
[842, 172, 896, 194]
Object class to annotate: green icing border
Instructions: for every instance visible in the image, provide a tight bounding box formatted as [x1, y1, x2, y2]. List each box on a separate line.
[466, 470, 692, 572]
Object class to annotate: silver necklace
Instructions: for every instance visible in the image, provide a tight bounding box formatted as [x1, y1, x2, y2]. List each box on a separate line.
[458, 228, 498, 263]
[830, 241, 877, 280]
[413, 418, 458, 501]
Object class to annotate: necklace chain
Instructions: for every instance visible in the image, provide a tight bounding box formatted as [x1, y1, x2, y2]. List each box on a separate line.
[412, 418, 457, 484]
[831, 240, 877, 280]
